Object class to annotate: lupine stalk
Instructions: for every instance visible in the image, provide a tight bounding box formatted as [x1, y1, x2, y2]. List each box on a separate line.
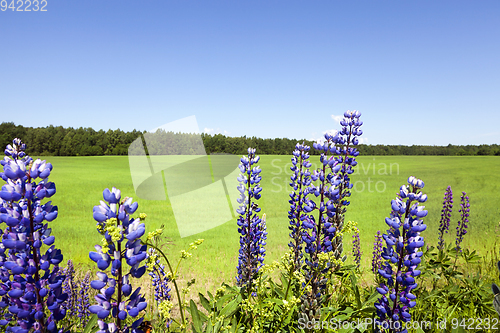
[328, 110, 363, 263]
[288, 143, 312, 270]
[455, 191, 470, 252]
[61, 260, 77, 319]
[299, 111, 362, 324]
[372, 230, 384, 275]
[89, 188, 147, 332]
[0, 138, 67, 333]
[374, 177, 428, 333]
[235, 148, 267, 295]
[77, 272, 91, 328]
[299, 132, 341, 322]
[147, 248, 172, 328]
[352, 227, 362, 268]
[438, 186, 453, 250]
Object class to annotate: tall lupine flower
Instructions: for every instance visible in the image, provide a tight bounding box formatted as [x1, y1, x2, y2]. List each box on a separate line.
[372, 231, 384, 275]
[0, 138, 67, 332]
[438, 186, 453, 250]
[147, 248, 172, 328]
[77, 272, 91, 328]
[236, 148, 267, 293]
[352, 227, 362, 269]
[288, 143, 312, 269]
[455, 192, 470, 252]
[89, 188, 147, 333]
[328, 110, 363, 262]
[61, 260, 77, 319]
[374, 176, 428, 333]
[299, 132, 342, 323]
[299, 111, 362, 324]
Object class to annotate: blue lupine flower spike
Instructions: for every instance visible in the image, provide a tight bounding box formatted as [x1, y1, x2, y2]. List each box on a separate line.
[288, 142, 312, 269]
[299, 111, 362, 324]
[438, 186, 453, 251]
[455, 191, 470, 252]
[89, 189, 147, 333]
[235, 148, 267, 296]
[352, 227, 362, 269]
[0, 138, 67, 332]
[372, 230, 384, 275]
[374, 176, 428, 333]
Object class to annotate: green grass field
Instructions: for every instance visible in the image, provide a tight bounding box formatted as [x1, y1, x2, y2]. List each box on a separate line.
[43, 154, 500, 293]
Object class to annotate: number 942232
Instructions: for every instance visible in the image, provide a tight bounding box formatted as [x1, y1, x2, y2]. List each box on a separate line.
[1, 0, 47, 11]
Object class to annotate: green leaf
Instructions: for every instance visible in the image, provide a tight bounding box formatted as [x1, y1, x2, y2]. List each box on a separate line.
[199, 292, 212, 312]
[220, 299, 239, 317]
[274, 286, 285, 298]
[350, 273, 361, 310]
[216, 293, 236, 311]
[190, 300, 203, 332]
[364, 291, 380, 305]
[280, 273, 289, 289]
[229, 316, 238, 333]
[267, 298, 284, 306]
[82, 314, 99, 333]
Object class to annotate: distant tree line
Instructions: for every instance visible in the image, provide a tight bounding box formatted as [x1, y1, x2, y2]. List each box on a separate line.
[1, 122, 499, 156]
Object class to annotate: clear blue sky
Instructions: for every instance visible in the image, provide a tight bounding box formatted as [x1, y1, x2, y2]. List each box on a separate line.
[1, 0, 499, 145]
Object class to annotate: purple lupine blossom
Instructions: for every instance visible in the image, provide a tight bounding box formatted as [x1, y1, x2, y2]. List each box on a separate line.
[438, 186, 453, 250]
[352, 228, 362, 268]
[89, 188, 147, 332]
[298, 132, 339, 322]
[374, 176, 428, 333]
[77, 272, 91, 328]
[288, 143, 312, 269]
[301, 132, 341, 303]
[236, 148, 267, 292]
[0, 138, 68, 332]
[455, 191, 470, 252]
[148, 249, 172, 328]
[328, 110, 363, 262]
[61, 260, 77, 319]
[299, 111, 362, 322]
[372, 231, 384, 275]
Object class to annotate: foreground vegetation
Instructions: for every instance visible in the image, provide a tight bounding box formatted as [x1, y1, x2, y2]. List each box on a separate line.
[1, 116, 499, 332]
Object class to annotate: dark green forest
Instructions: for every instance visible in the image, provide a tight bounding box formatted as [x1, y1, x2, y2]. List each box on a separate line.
[1, 122, 499, 156]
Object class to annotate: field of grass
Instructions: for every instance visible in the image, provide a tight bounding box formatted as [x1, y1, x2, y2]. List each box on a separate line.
[43, 154, 500, 294]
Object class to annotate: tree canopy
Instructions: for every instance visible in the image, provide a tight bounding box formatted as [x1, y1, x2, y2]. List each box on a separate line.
[1, 122, 498, 156]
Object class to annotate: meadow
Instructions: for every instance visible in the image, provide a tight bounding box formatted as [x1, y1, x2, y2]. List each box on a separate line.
[44, 154, 500, 295]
